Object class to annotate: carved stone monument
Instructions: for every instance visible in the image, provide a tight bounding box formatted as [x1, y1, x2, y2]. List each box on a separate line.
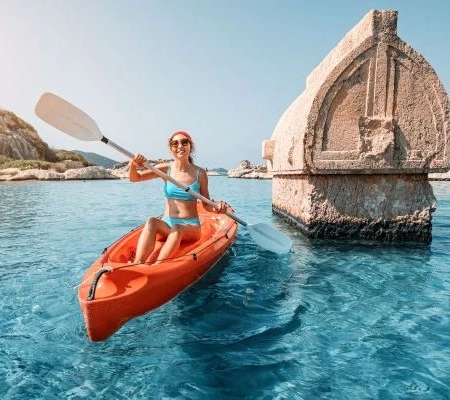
[262, 10, 449, 242]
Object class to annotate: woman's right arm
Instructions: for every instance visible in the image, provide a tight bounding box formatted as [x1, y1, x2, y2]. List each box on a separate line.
[129, 154, 168, 182]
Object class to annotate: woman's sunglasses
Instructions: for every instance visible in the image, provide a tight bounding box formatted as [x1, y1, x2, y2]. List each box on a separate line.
[170, 138, 190, 147]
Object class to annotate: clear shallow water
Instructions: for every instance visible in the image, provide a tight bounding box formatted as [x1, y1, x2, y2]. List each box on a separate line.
[1, 178, 449, 399]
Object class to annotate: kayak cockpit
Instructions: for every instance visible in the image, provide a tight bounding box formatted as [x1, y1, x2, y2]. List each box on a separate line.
[106, 213, 220, 264]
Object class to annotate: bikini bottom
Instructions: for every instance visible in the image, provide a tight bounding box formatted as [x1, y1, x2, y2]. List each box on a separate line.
[161, 216, 201, 228]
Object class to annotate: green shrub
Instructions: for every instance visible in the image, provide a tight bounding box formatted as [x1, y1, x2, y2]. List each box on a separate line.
[0, 158, 54, 170]
[54, 150, 90, 166]
[0, 150, 92, 170]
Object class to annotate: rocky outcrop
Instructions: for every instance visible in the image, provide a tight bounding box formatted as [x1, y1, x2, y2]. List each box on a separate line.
[64, 167, 118, 180]
[228, 160, 272, 179]
[0, 109, 57, 161]
[0, 166, 118, 181]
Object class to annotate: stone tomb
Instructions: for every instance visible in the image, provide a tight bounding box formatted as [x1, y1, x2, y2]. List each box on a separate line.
[262, 10, 449, 242]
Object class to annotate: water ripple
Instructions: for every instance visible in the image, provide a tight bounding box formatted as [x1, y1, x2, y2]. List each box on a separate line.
[1, 180, 450, 399]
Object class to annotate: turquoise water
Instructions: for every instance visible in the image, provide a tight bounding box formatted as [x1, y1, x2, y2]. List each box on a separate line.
[1, 177, 449, 399]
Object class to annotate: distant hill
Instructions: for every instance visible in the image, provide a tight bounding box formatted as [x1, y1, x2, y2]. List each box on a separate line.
[74, 151, 119, 168]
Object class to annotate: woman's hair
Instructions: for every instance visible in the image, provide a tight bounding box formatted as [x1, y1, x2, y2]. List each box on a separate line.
[168, 131, 195, 164]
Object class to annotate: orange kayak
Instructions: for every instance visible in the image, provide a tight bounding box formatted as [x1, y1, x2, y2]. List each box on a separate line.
[78, 203, 238, 341]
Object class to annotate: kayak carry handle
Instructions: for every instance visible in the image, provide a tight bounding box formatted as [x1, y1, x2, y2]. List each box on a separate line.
[87, 267, 112, 301]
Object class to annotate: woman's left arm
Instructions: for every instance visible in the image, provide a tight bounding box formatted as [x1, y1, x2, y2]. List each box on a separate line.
[199, 169, 228, 213]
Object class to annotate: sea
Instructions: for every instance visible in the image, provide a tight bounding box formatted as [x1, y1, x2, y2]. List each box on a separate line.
[1, 177, 449, 399]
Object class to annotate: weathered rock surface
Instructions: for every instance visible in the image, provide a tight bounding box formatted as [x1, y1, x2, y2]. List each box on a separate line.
[273, 174, 436, 242]
[0, 109, 57, 161]
[263, 10, 450, 175]
[228, 160, 272, 179]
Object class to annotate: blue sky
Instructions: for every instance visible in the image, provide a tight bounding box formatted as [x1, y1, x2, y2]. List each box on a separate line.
[0, 0, 449, 168]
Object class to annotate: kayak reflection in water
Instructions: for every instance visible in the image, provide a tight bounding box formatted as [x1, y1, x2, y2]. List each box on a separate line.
[129, 131, 229, 264]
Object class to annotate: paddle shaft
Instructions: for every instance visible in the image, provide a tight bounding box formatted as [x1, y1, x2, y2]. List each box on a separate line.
[102, 136, 248, 226]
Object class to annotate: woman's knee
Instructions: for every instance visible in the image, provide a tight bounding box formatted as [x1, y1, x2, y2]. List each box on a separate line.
[145, 217, 160, 231]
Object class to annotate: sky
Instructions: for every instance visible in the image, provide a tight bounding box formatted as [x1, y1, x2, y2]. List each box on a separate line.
[0, 0, 449, 169]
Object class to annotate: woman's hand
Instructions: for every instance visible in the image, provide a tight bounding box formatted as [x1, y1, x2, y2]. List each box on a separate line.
[213, 200, 229, 214]
[131, 153, 146, 168]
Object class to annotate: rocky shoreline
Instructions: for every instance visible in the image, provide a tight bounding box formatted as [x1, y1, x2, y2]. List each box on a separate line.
[0, 159, 275, 181]
[1, 164, 449, 182]
[0, 166, 120, 181]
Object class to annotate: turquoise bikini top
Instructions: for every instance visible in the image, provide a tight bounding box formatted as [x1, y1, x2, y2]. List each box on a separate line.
[164, 164, 201, 201]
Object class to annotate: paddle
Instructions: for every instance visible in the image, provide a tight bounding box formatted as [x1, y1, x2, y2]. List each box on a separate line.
[35, 92, 292, 254]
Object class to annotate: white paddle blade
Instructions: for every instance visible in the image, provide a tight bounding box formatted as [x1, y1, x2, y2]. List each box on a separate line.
[247, 223, 292, 254]
[35, 92, 103, 141]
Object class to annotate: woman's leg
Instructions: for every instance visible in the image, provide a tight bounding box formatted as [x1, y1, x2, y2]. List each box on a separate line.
[155, 224, 201, 263]
[134, 217, 170, 263]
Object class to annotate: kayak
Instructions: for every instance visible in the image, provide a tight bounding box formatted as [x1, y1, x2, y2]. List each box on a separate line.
[78, 202, 238, 341]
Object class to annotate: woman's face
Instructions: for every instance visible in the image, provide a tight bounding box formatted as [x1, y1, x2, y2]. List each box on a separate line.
[169, 134, 191, 159]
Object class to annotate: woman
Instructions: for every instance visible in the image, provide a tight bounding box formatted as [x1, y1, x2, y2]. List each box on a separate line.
[129, 131, 228, 264]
